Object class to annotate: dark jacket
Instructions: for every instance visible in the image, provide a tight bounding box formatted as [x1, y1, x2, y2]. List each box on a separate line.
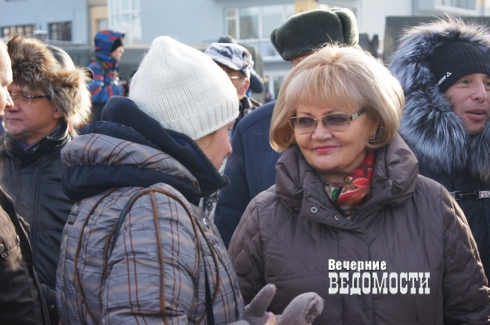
[228, 135, 490, 325]
[0, 188, 50, 325]
[388, 18, 490, 280]
[233, 96, 262, 132]
[0, 123, 74, 323]
[215, 101, 280, 247]
[57, 97, 245, 324]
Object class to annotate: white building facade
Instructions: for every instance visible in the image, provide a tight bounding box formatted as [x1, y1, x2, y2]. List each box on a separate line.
[1, 0, 488, 100]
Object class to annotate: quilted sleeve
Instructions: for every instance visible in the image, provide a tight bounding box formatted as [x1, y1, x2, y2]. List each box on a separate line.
[228, 198, 267, 305]
[441, 186, 490, 324]
[104, 188, 200, 325]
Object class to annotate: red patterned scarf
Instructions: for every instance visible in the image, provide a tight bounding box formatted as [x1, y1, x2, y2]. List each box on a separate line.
[324, 151, 375, 217]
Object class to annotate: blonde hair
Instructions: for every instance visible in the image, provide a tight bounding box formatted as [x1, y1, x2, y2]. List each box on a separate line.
[270, 45, 405, 152]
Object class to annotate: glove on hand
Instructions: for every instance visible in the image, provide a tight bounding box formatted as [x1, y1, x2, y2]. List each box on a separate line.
[243, 284, 323, 325]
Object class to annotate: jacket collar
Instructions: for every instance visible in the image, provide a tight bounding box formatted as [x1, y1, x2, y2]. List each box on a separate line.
[94, 53, 118, 71]
[62, 122, 205, 204]
[388, 19, 490, 179]
[62, 96, 229, 203]
[3, 122, 70, 167]
[275, 134, 418, 227]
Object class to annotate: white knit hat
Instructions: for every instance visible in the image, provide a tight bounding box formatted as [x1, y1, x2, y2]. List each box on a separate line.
[129, 36, 239, 140]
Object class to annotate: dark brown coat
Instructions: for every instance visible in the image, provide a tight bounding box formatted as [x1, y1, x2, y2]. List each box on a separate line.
[229, 134, 490, 325]
[0, 188, 49, 325]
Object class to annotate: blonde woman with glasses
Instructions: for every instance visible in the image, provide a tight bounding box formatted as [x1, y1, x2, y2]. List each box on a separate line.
[228, 45, 490, 324]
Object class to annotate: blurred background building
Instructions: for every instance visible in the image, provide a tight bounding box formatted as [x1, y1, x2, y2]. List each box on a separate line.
[1, 0, 489, 101]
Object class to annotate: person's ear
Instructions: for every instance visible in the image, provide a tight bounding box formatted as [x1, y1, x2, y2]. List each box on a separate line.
[53, 107, 62, 119]
[240, 78, 251, 96]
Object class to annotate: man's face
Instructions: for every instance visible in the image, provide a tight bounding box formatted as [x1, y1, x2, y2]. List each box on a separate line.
[5, 83, 62, 145]
[0, 47, 13, 116]
[218, 64, 250, 100]
[445, 73, 490, 136]
[110, 46, 124, 62]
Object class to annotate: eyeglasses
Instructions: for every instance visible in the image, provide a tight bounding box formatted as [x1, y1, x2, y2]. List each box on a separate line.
[219, 66, 243, 81]
[9, 92, 50, 105]
[289, 107, 367, 134]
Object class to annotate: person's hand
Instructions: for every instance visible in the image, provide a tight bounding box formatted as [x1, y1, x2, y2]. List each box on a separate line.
[264, 312, 277, 325]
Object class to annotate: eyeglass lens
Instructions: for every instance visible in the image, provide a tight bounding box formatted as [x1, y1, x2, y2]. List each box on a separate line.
[290, 107, 366, 134]
[291, 115, 350, 133]
[9, 92, 47, 105]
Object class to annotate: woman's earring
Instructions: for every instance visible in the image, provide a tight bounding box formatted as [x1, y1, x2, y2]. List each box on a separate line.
[369, 131, 377, 141]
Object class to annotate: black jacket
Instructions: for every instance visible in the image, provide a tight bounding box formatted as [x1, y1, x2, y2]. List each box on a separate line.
[389, 18, 490, 280]
[0, 188, 50, 325]
[215, 101, 281, 247]
[0, 124, 74, 324]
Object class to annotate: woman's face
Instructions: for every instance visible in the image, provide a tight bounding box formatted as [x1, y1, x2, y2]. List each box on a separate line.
[195, 121, 234, 170]
[294, 103, 378, 184]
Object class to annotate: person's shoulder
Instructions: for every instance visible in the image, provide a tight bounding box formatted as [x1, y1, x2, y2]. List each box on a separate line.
[413, 174, 458, 214]
[236, 101, 276, 133]
[87, 59, 101, 69]
[415, 174, 446, 197]
[249, 185, 280, 213]
[249, 97, 262, 109]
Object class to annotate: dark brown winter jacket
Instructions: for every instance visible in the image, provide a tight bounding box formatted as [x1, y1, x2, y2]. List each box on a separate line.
[0, 188, 49, 325]
[228, 134, 490, 325]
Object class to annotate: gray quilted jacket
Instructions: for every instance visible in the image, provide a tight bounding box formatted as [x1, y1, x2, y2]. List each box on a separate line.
[56, 124, 245, 325]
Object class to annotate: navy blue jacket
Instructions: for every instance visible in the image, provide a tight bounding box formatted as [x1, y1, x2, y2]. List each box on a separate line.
[215, 101, 281, 247]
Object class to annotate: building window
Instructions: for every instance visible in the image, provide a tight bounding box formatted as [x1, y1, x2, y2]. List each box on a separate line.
[109, 0, 141, 44]
[441, 0, 477, 10]
[49, 22, 72, 41]
[2, 24, 35, 38]
[226, 4, 294, 40]
[97, 19, 108, 32]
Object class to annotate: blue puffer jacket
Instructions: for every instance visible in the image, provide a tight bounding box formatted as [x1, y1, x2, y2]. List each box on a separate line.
[87, 30, 126, 111]
[215, 101, 281, 247]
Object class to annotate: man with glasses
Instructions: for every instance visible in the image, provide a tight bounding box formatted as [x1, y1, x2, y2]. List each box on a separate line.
[214, 8, 360, 247]
[0, 35, 91, 325]
[0, 38, 50, 325]
[205, 42, 261, 134]
[202, 43, 262, 220]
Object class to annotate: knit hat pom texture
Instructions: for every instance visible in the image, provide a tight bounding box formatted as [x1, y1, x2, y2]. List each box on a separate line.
[129, 36, 239, 141]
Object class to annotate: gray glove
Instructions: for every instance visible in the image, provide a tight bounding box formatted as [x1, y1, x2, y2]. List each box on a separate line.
[243, 284, 323, 325]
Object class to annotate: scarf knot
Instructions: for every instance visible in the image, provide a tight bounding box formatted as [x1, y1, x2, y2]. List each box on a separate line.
[324, 151, 375, 218]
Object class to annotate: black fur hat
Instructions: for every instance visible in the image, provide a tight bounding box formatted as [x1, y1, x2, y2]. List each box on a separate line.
[7, 35, 91, 128]
[270, 8, 359, 61]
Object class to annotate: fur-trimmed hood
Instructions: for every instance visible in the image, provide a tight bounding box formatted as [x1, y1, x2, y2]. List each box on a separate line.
[7, 35, 91, 128]
[388, 17, 490, 179]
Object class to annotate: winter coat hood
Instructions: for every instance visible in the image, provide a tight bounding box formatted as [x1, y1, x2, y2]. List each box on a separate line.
[388, 17, 490, 179]
[62, 96, 230, 205]
[94, 29, 124, 57]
